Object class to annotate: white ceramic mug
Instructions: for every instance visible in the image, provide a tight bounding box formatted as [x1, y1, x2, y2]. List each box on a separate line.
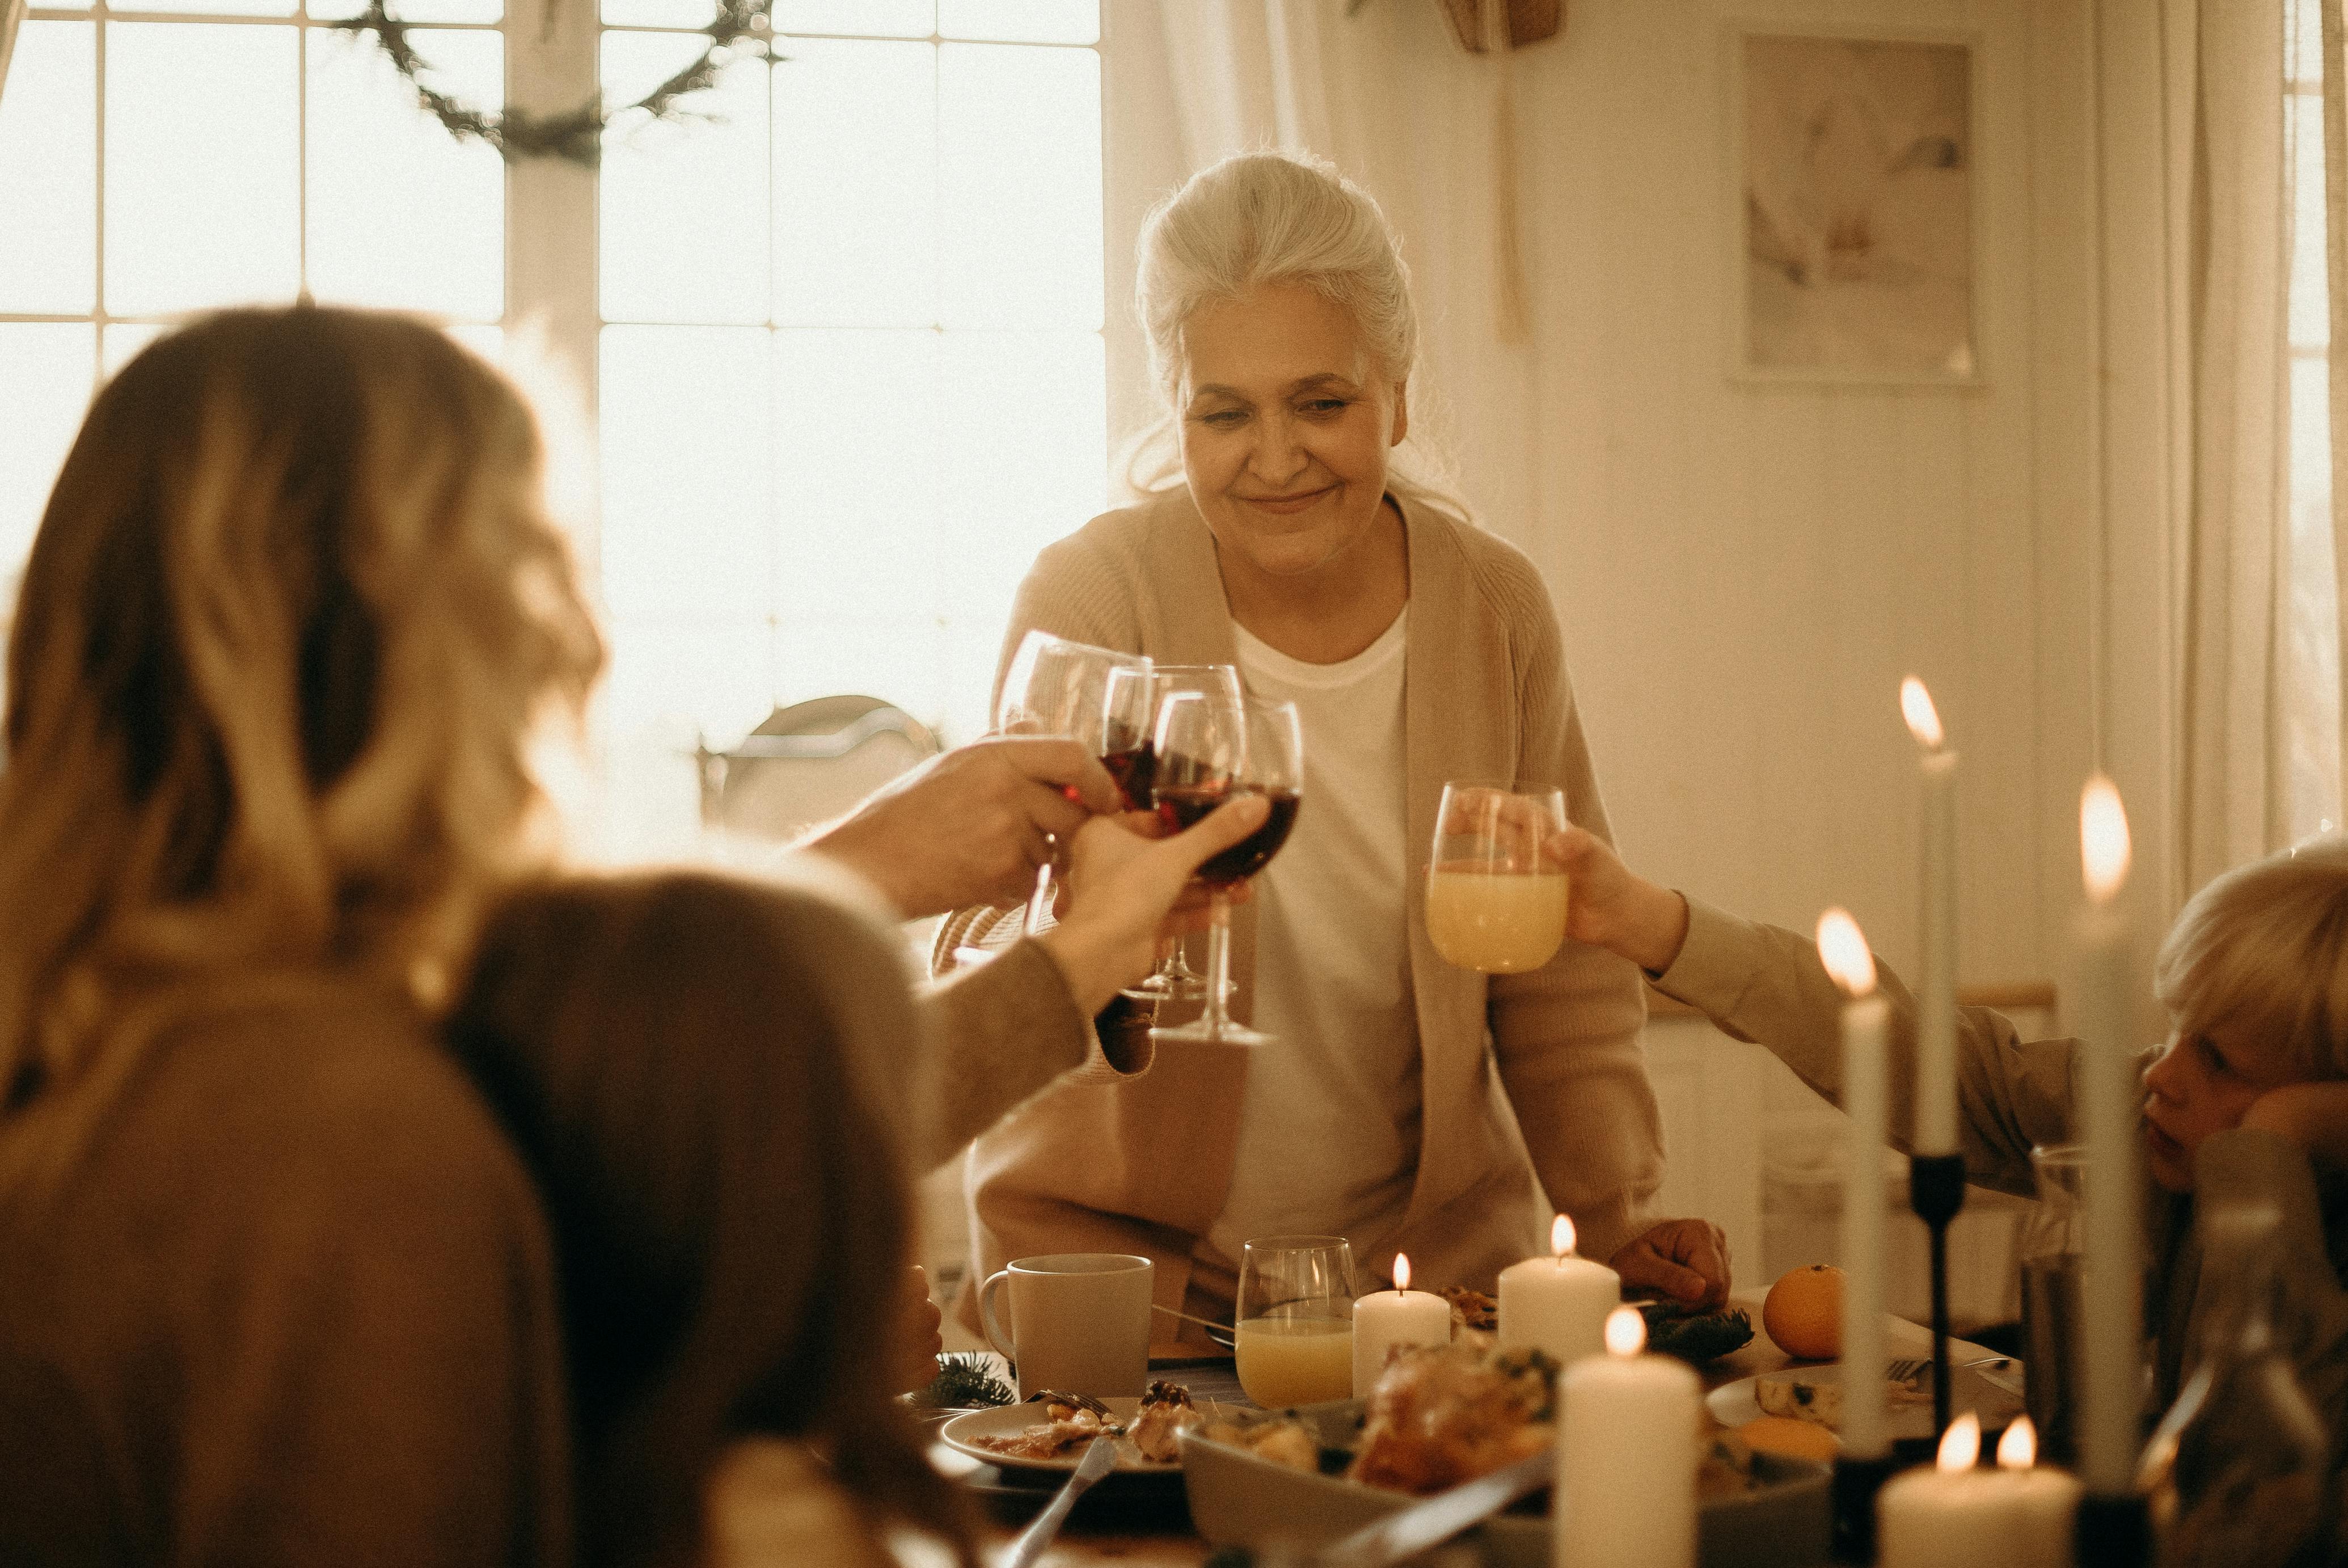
[977, 1253, 1153, 1400]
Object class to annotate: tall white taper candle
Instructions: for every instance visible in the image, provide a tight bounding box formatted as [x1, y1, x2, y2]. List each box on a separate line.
[1901, 678, 1960, 1155]
[1819, 908, 1888, 1459]
[2073, 775, 2142, 1492]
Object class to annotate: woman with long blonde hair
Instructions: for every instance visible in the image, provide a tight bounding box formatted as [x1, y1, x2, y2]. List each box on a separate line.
[0, 303, 1265, 1566]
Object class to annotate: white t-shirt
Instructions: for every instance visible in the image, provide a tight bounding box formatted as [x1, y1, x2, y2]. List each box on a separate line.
[1200, 607, 1422, 1273]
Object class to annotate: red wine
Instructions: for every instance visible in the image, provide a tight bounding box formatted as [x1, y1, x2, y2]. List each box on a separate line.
[1154, 785, 1302, 885]
[1101, 744, 1157, 810]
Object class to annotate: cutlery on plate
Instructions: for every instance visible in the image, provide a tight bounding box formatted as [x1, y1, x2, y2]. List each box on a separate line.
[1306, 1448, 1553, 1568]
[999, 1435, 1118, 1568]
[1884, 1354, 2024, 1393]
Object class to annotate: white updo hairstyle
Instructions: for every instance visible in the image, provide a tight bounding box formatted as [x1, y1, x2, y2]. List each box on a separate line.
[1124, 149, 1471, 522]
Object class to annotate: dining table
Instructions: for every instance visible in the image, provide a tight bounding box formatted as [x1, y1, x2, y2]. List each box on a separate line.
[948, 1295, 2012, 1566]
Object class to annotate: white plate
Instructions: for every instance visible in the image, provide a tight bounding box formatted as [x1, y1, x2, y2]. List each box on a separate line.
[936, 1397, 1180, 1475]
[1705, 1360, 2025, 1446]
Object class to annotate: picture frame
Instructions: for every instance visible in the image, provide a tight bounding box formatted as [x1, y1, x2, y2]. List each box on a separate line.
[1727, 22, 1983, 387]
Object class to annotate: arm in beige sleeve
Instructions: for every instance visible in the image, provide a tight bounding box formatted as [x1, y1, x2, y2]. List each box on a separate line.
[1485, 596, 1662, 1265]
[1650, 896, 2077, 1198]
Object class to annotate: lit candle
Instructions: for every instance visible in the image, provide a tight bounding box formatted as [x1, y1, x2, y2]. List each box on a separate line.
[1497, 1214, 1621, 1367]
[1351, 1253, 1451, 1397]
[1901, 677, 1960, 1156]
[1819, 908, 1889, 1459]
[1877, 1414, 2083, 1568]
[2073, 776, 2142, 1492]
[1556, 1306, 1700, 1568]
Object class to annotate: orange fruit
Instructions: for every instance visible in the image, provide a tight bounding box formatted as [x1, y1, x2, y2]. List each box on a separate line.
[1762, 1264, 1844, 1360]
[1738, 1414, 1840, 1463]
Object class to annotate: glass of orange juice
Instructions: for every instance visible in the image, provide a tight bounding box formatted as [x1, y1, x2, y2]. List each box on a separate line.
[1426, 781, 1570, 974]
[1234, 1236, 1357, 1408]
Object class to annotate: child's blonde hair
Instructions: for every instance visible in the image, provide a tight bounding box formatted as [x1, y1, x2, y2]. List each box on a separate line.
[2153, 838, 2348, 1080]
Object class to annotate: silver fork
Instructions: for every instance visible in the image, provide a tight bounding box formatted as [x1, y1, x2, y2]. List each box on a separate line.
[1884, 1354, 2018, 1385]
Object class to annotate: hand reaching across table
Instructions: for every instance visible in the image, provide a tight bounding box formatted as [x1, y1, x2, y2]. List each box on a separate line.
[1610, 1218, 1733, 1312]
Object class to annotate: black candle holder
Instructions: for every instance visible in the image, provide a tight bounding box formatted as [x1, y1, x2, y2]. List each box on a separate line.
[2074, 1490, 2153, 1568]
[1908, 1151, 1966, 1438]
[1831, 1451, 1902, 1563]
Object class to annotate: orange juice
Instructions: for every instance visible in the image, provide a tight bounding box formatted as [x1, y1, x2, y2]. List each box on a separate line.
[1425, 867, 1569, 973]
[1235, 1317, 1355, 1406]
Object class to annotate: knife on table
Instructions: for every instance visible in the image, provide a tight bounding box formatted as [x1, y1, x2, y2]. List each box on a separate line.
[1000, 1435, 1120, 1568]
[1308, 1448, 1553, 1568]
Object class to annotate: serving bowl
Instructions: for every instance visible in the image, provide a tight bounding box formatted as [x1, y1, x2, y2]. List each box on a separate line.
[1180, 1400, 1830, 1568]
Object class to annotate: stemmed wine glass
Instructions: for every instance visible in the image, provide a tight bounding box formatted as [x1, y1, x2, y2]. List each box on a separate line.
[1148, 692, 1303, 1047]
[995, 630, 1151, 934]
[1100, 662, 1245, 1002]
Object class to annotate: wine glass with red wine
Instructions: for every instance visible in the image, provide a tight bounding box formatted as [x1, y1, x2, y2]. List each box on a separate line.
[996, 630, 1151, 933]
[1148, 691, 1303, 1047]
[1101, 662, 1244, 1002]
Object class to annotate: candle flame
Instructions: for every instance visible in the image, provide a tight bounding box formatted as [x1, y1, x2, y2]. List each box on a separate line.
[1901, 677, 1945, 750]
[1997, 1414, 2037, 1470]
[1815, 908, 1878, 996]
[1393, 1253, 1412, 1294]
[1552, 1214, 1576, 1259]
[2081, 775, 2131, 903]
[1937, 1410, 1982, 1473]
[1604, 1304, 1646, 1358]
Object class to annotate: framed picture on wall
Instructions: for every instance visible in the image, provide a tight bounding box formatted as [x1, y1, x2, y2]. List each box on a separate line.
[1729, 24, 1982, 386]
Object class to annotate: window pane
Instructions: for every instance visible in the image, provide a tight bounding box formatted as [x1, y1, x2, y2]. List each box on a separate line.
[0, 326, 94, 582]
[107, 24, 300, 314]
[0, 23, 96, 313]
[772, 328, 939, 628]
[308, 28, 503, 319]
[309, 0, 500, 19]
[776, 0, 932, 37]
[774, 38, 934, 326]
[2291, 94, 2329, 350]
[102, 322, 169, 377]
[129, 0, 292, 23]
[602, 618, 776, 747]
[934, 327, 1104, 630]
[2287, 354, 2341, 838]
[937, 43, 1100, 329]
[939, 0, 1095, 45]
[601, 34, 768, 323]
[599, 0, 715, 25]
[599, 325, 772, 624]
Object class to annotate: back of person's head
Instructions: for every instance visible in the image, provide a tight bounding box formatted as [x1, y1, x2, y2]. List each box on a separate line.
[2155, 838, 2348, 1081]
[1124, 149, 1468, 514]
[449, 870, 975, 1568]
[0, 306, 603, 1136]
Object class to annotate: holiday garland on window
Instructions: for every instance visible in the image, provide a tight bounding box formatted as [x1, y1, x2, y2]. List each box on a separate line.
[334, 0, 774, 166]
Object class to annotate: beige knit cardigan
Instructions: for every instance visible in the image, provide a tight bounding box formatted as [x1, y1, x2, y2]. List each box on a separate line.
[940, 491, 1662, 1324]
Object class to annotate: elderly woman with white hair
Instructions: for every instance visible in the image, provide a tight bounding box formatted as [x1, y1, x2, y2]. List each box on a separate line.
[943, 150, 1730, 1332]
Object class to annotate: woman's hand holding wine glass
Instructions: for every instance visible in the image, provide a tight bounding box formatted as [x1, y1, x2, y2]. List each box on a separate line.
[996, 631, 1152, 933]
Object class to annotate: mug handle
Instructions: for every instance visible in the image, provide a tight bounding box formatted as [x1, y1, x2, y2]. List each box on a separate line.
[977, 1269, 1017, 1360]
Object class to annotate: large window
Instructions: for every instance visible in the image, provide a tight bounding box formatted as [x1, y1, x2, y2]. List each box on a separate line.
[0, 0, 1105, 842]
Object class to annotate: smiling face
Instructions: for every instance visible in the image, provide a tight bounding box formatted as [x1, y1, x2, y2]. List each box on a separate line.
[2139, 1025, 2300, 1190]
[1175, 282, 1409, 594]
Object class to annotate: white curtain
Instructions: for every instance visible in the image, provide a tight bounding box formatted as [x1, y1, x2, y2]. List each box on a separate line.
[0, 0, 27, 111]
[1103, 0, 1545, 534]
[2173, 0, 2296, 889]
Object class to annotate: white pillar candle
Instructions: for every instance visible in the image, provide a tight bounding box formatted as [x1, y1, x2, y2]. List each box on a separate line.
[1556, 1306, 1700, 1568]
[2072, 775, 2143, 1492]
[1901, 678, 1960, 1155]
[1877, 1414, 2082, 1568]
[1352, 1253, 1451, 1397]
[1819, 908, 1889, 1459]
[1497, 1214, 1620, 1367]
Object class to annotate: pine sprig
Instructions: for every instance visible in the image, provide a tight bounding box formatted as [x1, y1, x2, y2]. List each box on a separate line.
[333, 0, 777, 168]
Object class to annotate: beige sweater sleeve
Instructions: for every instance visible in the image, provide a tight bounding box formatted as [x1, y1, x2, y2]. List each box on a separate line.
[1651, 895, 2078, 1199]
[1473, 546, 1662, 1261]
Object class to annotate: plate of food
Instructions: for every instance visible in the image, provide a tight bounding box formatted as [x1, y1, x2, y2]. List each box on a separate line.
[1181, 1342, 1830, 1568]
[1705, 1359, 2025, 1447]
[937, 1381, 1223, 1474]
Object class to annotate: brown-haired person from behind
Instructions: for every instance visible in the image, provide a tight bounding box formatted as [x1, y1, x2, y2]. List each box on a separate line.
[0, 303, 1265, 1566]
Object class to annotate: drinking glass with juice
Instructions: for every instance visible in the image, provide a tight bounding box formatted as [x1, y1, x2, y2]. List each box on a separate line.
[1235, 1235, 1357, 1407]
[1426, 782, 1570, 974]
